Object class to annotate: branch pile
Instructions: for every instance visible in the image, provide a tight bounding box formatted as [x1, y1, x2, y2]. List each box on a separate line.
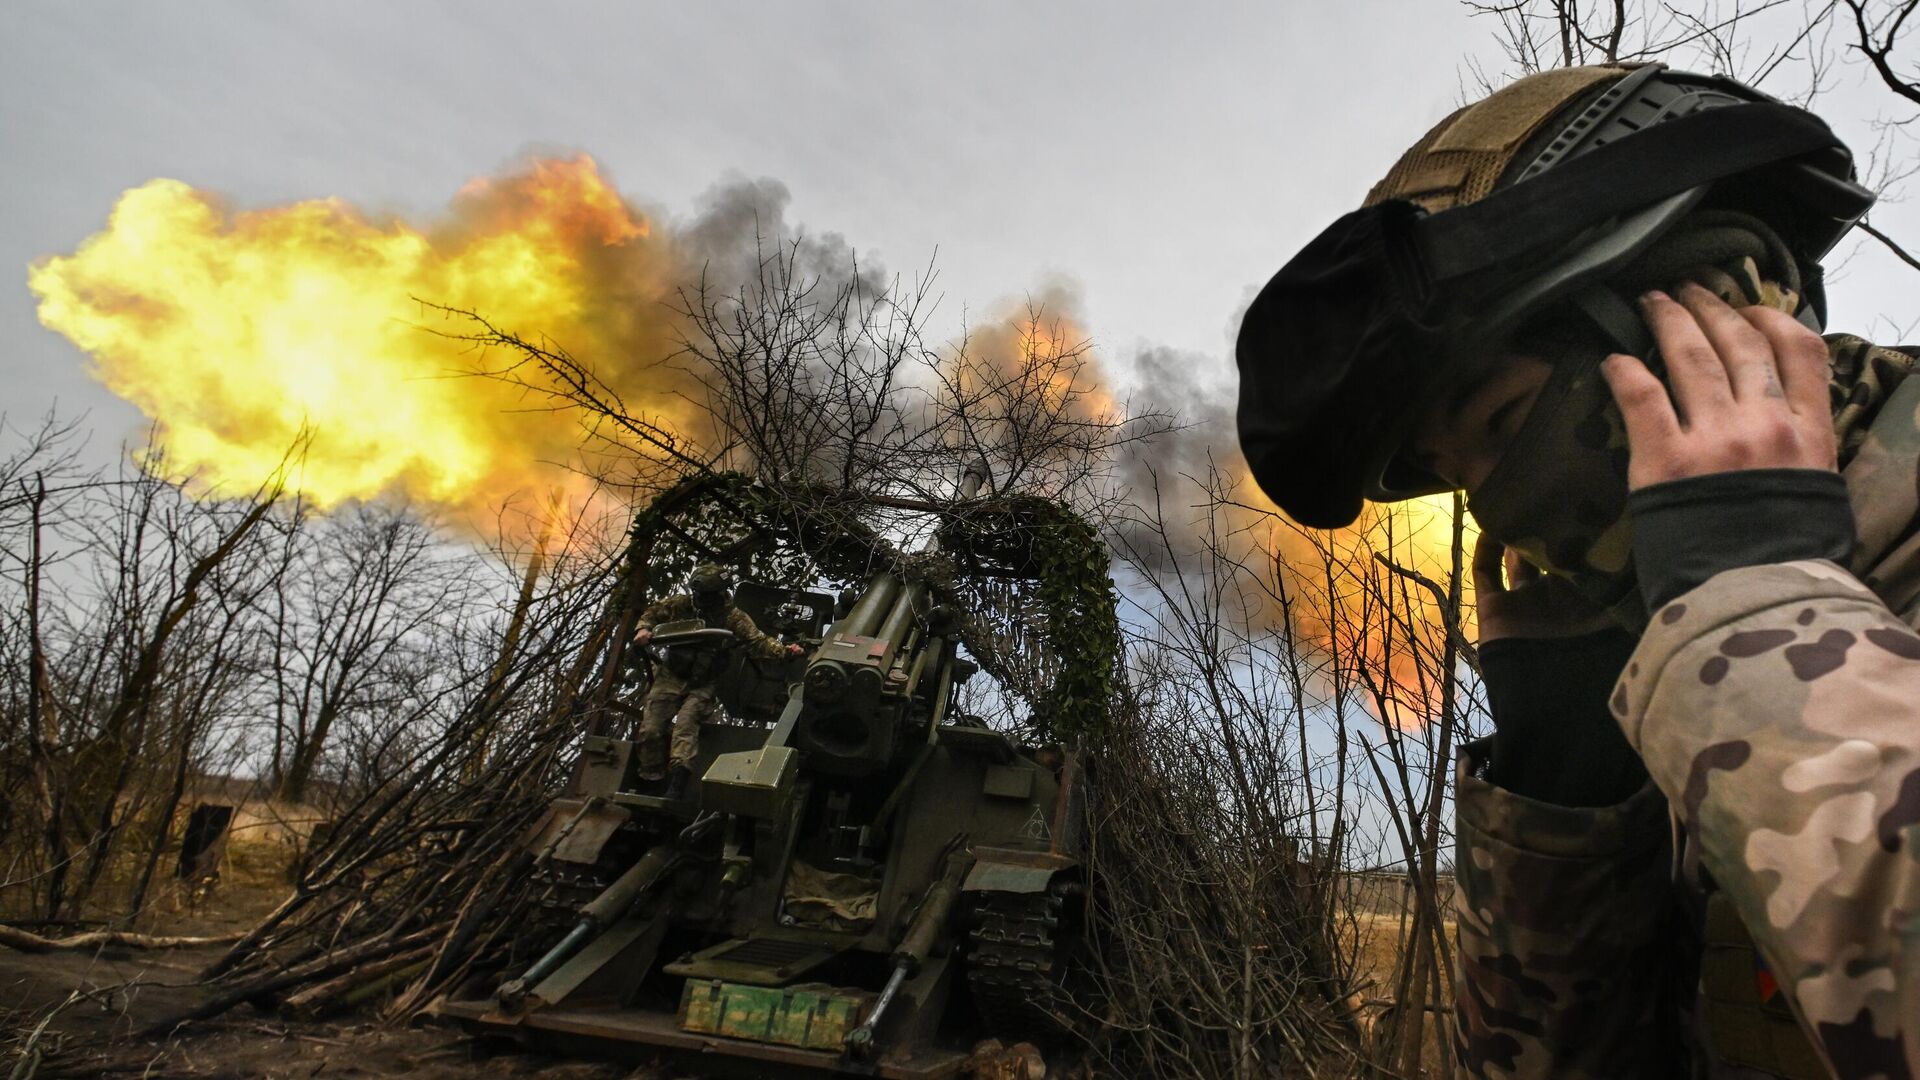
[1075, 700, 1366, 1079]
[137, 582, 619, 1037]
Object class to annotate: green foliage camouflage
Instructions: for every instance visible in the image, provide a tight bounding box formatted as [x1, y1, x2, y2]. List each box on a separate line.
[616, 473, 1119, 745]
[939, 495, 1121, 745]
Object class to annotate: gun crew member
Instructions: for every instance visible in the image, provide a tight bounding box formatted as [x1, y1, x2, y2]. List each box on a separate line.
[633, 563, 803, 801]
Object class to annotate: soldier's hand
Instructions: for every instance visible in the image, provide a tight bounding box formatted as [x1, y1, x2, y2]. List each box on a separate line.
[1472, 533, 1614, 644]
[785, 643, 804, 658]
[1599, 286, 1836, 490]
[634, 627, 653, 646]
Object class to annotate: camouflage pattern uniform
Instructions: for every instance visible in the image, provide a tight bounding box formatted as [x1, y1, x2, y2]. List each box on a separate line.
[634, 593, 789, 777]
[1454, 336, 1920, 1078]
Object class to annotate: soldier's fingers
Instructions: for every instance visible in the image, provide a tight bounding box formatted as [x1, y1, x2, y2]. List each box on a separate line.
[1640, 290, 1734, 424]
[1741, 305, 1832, 421]
[1676, 283, 1779, 404]
[1600, 352, 1683, 460]
[1504, 546, 1541, 587]
[1472, 532, 1509, 594]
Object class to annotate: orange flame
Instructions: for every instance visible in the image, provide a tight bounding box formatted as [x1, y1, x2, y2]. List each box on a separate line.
[1014, 309, 1119, 417]
[31, 154, 1475, 715]
[1253, 484, 1476, 728]
[28, 156, 690, 538]
[989, 288, 1475, 727]
[960, 286, 1120, 422]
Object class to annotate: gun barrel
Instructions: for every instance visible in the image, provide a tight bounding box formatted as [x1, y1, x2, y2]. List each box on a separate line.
[957, 460, 988, 502]
[857, 582, 925, 697]
[874, 583, 919, 649]
[808, 568, 925, 709]
[829, 573, 900, 639]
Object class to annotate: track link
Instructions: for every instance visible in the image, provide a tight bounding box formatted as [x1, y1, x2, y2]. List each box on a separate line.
[967, 889, 1069, 1038]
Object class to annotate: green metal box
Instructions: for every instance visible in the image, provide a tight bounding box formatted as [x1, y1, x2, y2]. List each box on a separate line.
[677, 978, 867, 1051]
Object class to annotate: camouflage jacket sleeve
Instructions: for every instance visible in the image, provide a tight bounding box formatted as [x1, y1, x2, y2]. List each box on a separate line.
[1610, 559, 1920, 1076]
[1453, 749, 1690, 1078]
[726, 608, 789, 661]
[637, 594, 691, 630]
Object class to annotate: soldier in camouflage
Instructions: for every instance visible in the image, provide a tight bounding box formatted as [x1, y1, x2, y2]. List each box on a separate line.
[1235, 63, 1918, 1077]
[633, 564, 801, 801]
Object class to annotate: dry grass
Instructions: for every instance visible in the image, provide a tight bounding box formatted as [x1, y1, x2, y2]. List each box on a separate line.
[1335, 875, 1459, 1076]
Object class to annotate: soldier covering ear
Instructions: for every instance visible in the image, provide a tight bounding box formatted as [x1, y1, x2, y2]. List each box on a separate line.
[1237, 62, 1919, 1076]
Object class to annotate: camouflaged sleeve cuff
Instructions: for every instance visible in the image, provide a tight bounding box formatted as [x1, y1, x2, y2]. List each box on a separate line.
[1628, 468, 1856, 612]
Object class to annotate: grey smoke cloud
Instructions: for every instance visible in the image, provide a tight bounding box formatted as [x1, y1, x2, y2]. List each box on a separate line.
[680, 175, 890, 310]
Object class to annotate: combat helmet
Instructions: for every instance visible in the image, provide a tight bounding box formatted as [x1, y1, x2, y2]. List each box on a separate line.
[1235, 62, 1874, 528]
[687, 563, 734, 606]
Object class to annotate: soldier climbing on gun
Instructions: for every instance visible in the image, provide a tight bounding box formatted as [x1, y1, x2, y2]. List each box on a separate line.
[632, 563, 804, 802]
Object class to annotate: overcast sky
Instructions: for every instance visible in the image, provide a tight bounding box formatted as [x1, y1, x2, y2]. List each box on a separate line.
[6, 1, 1917, 467]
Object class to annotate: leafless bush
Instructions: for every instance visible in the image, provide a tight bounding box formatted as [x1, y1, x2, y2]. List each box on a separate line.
[1082, 457, 1483, 1078]
[0, 422, 288, 921]
[0, 411, 591, 930]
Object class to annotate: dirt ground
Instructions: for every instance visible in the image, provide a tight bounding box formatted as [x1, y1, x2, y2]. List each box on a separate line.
[0, 934, 684, 1079]
[0, 869, 684, 1080]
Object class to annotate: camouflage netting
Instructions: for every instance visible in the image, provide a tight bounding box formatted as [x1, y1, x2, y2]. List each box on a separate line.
[622, 472, 1120, 744]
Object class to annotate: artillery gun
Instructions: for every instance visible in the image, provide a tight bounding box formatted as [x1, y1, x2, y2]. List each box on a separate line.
[436, 469, 1092, 1076]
